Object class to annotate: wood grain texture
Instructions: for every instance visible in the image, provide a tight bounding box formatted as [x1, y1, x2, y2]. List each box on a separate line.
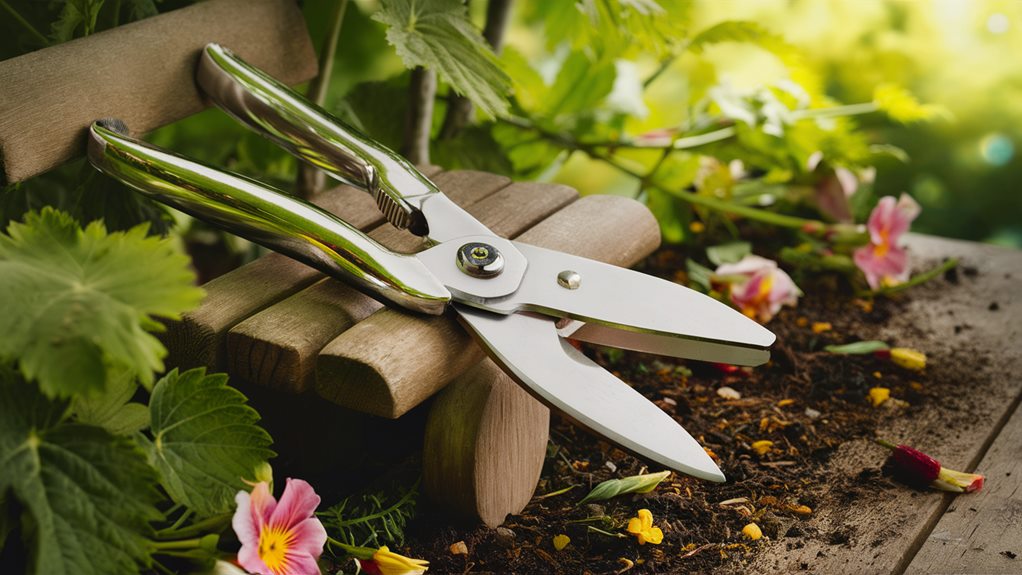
[748, 235, 1022, 575]
[423, 360, 550, 527]
[317, 194, 660, 419]
[904, 402, 1022, 574]
[225, 170, 515, 392]
[0, 0, 316, 184]
[161, 183, 388, 371]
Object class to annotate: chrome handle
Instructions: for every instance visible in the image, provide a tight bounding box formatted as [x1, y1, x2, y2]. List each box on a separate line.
[197, 43, 439, 236]
[87, 121, 450, 315]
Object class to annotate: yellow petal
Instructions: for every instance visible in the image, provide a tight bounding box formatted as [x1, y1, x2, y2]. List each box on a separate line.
[644, 527, 664, 545]
[811, 322, 832, 334]
[742, 523, 763, 541]
[868, 387, 890, 407]
[751, 440, 773, 455]
[553, 534, 570, 551]
[637, 509, 654, 530]
[890, 347, 926, 371]
[626, 517, 643, 535]
[374, 546, 430, 575]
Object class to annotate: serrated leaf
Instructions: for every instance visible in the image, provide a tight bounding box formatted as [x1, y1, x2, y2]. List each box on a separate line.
[543, 51, 617, 119]
[578, 470, 671, 504]
[872, 84, 947, 123]
[824, 341, 890, 355]
[707, 242, 751, 266]
[0, 208, 204, 397]
[49, 0, 105, 43]
[373, 0, 510, 117]
[0, 373, 161, 575]
[143, 368, 274, 517]
[500, 46, 546, 111]
[72, 369, 149, 435]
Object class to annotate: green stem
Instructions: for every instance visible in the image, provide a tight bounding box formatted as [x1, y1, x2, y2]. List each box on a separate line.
[155, 513, 230, 539]
[875, 438, 898, 450]
[152, 537, 205, 551]
[657, 186, 824, 231]
[326, 537, 375, 560]
[864, 258, 959, 297]
[0, 0, 48, 45]
[792, 102, 879, 120]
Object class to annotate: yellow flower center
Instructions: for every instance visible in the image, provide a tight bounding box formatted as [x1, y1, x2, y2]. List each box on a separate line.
[873, 229, 891, 258]
[258, 524, 295, 574]
[740, 274, 774, 319]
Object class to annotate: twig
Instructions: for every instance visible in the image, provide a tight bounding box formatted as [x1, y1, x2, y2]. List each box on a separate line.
[402, 67, 436, 165]
[439, 0, 513, 139]
[297, 0, 349, 198]
[0, 0, 49, 46]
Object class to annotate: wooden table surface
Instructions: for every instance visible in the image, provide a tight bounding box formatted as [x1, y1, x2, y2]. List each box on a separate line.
[749, 235, 1022, 575]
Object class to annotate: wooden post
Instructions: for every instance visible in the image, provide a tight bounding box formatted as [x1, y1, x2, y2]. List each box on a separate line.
[0, 0, 316, 184]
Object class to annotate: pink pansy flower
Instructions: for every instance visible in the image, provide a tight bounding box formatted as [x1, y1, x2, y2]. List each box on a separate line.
[853, 194, 921, 290]
[233, 479, 327, 575]
[714, 255, 800, 323]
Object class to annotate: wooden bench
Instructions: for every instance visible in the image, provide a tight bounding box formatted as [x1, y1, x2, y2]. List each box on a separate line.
[0, 0, 662, 527]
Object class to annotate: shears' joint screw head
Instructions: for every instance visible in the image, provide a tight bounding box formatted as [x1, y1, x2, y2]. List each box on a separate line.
[557, 270, 581, 290]
[457, 242, 504, 278]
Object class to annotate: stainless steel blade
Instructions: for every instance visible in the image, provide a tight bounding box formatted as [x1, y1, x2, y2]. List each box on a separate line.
[454, 243, 776, 365]
[455, 304, 726, 482]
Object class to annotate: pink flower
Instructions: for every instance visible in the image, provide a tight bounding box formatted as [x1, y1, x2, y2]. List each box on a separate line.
[233, 479, 327, 575]
[854, 194, 921, 290]
[714, 255, 800, 323]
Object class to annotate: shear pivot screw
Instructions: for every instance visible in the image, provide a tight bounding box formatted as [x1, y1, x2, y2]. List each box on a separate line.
[557, 270, 581, 290]
[457, 242, 504, 278]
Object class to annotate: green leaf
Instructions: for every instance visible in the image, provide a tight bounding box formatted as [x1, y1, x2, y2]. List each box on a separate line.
[373, 0, 510, 117]
[50, 0, 105, 42]
[685, 259, 715, 291]
[0, 208, 203, 397]
[872, 84, 947, 123]
[499, 46, 546, 111]
[0, 372, 161, 575]
[320, 479, 418, 549]
[824, 340, 890, 355]
[706, 242, 751, 266]
[543, 51, 617, 120]
[142, 368, 274, 517]
[72, 369, 149, 435]
[578, 470, 672, 504]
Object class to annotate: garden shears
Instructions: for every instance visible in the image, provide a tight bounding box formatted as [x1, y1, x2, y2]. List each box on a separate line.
[86, 43, 776, 482]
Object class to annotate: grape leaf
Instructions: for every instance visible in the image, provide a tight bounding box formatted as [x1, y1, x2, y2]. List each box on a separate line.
[72, 369, 149, 435]
[373, 0, 511, 117]
[0, 372, 161, 575]
[543, 51, 617, 120]
[142, 368, 274, 517]
[0, 208, 204, 397]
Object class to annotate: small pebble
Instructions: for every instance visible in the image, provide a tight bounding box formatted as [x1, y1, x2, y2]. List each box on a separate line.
[717, 386, 742, 400]
[605, 460, 617, 472]
[804, 407, 821, 419]
[495, 527, 516, 549]
[449, 540, 468, 555]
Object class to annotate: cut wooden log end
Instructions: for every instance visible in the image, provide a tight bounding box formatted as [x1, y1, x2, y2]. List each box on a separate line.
[0, 0, 316, 185]
[317, 194, 660, 418]
[423, 360, 550, 527]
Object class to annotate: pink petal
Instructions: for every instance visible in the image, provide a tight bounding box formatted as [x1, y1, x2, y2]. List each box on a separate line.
[281, 550, 322, 575]
[867, 196, 897, 244]
[249, 481, 277, 528]
[237, 541, 272, 575]
[716, 255, 776, 277]
[288, 516, 327, 556]
[232, 490, 258, 548]
[269, 478, 321, 530]
[768, 267, 800, 307]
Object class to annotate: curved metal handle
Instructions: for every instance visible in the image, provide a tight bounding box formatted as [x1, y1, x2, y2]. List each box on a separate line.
[197, 42, 439, 236]
[87, 121, 450, 315]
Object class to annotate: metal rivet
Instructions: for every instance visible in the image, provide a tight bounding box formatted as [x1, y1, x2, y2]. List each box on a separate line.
[457, 242, 504, 278]
[557, 270, 581, 289]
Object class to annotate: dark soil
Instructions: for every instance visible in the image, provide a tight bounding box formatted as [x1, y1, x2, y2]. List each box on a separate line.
[377, 245, 976, 575]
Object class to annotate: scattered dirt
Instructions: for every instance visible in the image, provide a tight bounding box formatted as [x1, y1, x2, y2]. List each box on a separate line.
[376, 245, 986, 575]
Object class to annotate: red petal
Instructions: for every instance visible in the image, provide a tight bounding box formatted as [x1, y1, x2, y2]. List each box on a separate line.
[889, 445, 941, 483]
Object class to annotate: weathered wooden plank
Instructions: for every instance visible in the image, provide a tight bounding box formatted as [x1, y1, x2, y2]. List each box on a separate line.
[161, 166, 442, 371]
[748, 235, 1022, 575]
[0, 0, 316, 184]
[422, 194, 662, 526]
[317, 194, 660, 419]
[905, 400, 1022, 575]
[423, 361, 550, 528]
[225, 170, 516, 391]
